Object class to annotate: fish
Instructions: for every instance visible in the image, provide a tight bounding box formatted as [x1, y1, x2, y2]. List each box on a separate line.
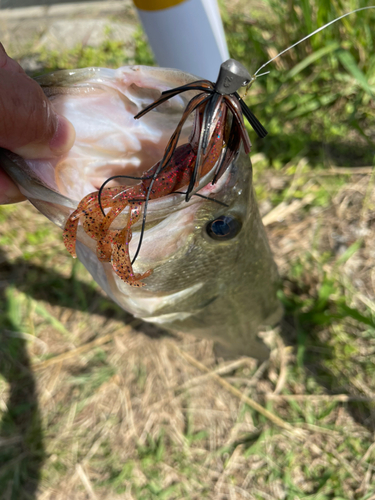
[61, 59, 265, 290]
[0, 65, 282, 359]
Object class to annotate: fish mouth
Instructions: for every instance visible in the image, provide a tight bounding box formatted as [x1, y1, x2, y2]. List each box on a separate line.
[32, 66, 231, 267]
[41, 66, 195, 204]
[41, 66, 229, 227]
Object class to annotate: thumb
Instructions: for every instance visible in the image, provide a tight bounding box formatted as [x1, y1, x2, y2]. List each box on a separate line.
[0, 69, 75, 159]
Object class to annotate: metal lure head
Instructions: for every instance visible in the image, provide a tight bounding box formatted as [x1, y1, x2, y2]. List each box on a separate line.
[214, 59, 252, 95]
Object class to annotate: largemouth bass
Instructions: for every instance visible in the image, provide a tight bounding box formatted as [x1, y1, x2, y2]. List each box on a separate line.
[0, 65, 282, 359]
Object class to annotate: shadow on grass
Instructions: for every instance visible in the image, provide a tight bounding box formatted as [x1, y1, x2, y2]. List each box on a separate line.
[255, 132, 375, 169]
[0, 287, 44, 498]
[0, 246, 172, 498]
[0, 248, 170, 337]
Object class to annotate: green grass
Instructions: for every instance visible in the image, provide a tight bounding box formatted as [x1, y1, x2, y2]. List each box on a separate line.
[36, 26, 154, 74]
[1, 0, 375, 498]
[223, 0, 375, 167]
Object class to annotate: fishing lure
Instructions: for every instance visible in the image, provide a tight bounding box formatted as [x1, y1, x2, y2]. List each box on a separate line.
[62, 6, 374, 287]
[133, 57, 268, 204]
[63, 58, 262, 287]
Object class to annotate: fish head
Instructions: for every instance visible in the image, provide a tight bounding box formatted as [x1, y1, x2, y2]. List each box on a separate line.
[0, 65, 281, 359]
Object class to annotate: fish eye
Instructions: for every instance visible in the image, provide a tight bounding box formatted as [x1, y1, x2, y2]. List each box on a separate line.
[206, 215, 242, 241]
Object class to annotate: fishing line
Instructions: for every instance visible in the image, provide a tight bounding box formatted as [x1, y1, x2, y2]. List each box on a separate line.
[129, 192, 228, 206]
[253, 6, 375, 79]
[98, 174, 144, 216]
[173, 191, 229, 207]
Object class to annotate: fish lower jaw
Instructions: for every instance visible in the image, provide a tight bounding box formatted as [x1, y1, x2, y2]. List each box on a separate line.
[113, 282, 204, 319]
[139, 311, 194, 323]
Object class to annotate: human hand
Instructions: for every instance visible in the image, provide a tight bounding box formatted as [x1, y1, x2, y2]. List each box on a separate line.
[0, 43, 75, 204]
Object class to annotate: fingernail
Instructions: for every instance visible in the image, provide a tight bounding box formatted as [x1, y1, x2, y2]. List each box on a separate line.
[0, 42, 24, 73]
[49, 114, 76, 156]
[13, 114, 76, 160]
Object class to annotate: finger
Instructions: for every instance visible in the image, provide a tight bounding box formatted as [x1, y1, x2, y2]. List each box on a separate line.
[0, 42, 25, 74]
[0, 168, 25, 204]
[0, 69, 76, 159]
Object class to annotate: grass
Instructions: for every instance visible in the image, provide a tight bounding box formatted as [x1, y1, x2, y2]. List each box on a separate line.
[223, 0, 375, 167]
[36, 26, 155, 72]
[1, 0, 375, 498]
